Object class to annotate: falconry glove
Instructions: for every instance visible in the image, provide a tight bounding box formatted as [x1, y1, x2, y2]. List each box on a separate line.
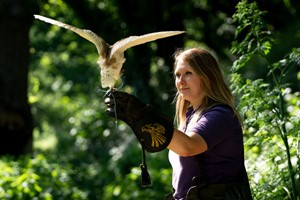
[104, 91, 174, 152]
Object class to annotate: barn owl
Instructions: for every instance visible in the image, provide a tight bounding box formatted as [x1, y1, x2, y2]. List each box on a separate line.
[34, 15, 184, 89]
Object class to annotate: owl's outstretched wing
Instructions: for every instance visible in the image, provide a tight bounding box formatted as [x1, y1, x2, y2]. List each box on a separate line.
[34, 15, 185, 89]
[109, 31, 185, 60]
[34, 15, 108, 57]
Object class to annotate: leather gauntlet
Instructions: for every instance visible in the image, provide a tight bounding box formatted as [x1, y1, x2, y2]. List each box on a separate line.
[104, 91, 174, 152]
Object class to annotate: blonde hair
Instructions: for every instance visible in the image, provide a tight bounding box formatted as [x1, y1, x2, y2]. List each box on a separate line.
[173, 48, 241, 129]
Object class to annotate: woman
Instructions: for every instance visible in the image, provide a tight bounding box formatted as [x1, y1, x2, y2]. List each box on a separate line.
[104, 48, 252, 199]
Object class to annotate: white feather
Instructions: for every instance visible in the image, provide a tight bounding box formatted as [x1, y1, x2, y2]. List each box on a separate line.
[34, 14, 185, 88]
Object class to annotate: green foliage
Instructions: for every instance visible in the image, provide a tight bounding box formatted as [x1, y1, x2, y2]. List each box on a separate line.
[102, 165, 172, 200]
[230, 1, 299, 199]
[231, 0, 272, 71]
[0, 155, 87, 199]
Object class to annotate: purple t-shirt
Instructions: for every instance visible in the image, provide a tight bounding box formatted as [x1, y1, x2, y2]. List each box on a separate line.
[169, 105, 245, 200]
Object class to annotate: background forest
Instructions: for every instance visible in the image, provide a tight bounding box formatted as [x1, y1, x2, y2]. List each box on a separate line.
[0, 0, 299, 199]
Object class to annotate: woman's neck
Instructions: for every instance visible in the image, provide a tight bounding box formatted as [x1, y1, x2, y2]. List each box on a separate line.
[192, 103, 202, 111]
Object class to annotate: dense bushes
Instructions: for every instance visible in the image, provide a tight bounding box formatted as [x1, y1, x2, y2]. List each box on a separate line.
[0, 155, 87, 199]
[231, 1, 299, 199]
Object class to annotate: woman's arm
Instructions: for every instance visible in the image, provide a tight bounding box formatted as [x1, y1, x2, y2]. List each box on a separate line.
[168, 129, 208, 156]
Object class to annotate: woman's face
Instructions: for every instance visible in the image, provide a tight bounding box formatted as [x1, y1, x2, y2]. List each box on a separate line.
[174, 58, 206, 109]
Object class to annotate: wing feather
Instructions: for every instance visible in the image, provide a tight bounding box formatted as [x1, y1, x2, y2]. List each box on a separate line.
[109, 31, 184, 60]
[34, 15, 108, 57]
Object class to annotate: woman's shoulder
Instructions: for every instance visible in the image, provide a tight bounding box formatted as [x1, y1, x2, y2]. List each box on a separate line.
[200, 104, 239, 124]
[204, 104, 234, 115]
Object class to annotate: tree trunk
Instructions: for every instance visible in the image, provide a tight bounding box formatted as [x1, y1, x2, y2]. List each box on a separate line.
[0, 0, 37, 156]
